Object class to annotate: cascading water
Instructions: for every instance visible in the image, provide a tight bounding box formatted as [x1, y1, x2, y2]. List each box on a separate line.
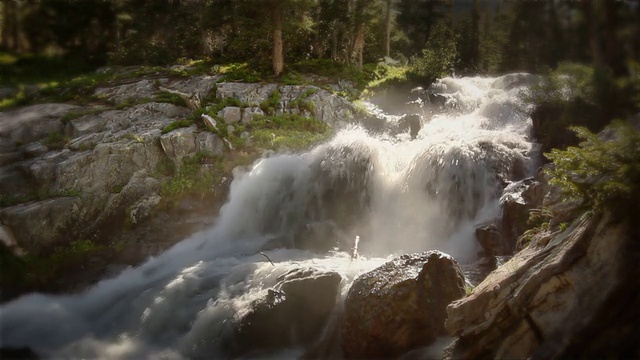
[0, 74, 538, 359]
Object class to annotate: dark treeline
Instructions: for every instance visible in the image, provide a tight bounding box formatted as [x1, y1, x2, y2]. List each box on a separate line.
[1, 0, 639, 77]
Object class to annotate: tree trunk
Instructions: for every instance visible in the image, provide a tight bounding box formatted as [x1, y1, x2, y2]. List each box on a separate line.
[354, 24, 364, 70]
[384, 0, 392, 58]
[271, 0, 283, 76]
[581, 0, 604, 68]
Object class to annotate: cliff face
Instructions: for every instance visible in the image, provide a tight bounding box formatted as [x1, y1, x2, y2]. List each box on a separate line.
[445, 209, 640, 359]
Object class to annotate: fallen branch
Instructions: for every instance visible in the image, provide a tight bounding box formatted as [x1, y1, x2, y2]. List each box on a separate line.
[259, 251, 275, 266]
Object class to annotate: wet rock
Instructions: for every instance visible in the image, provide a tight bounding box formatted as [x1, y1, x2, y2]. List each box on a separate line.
[445, 211, 640, 359]
[229, 268, 341, 356]
[398, 114, 421, 139]
[460, 256, 498, 286]
[495, 177, 545, 253]
[341, 251, 465, 359]
[474, 221, 505, 256]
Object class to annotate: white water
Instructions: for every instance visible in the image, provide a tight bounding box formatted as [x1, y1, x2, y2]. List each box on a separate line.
[0, 74, 537, 359]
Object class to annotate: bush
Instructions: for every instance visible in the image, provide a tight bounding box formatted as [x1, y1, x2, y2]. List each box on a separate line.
[407, 24, 458, 85]
[527, 62, 640, 152]
[545, 121, 640, 213]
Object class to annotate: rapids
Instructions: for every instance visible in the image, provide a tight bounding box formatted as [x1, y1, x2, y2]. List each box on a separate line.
[0, 74, 538, 359]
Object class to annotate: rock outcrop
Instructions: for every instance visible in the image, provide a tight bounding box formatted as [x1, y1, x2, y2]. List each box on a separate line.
[341, 251, 465, 359]
[228, 268, 341, 356]
[475, 170, 547, 258]
[0, 71, 363, 256]
[445, 210, 640, 359]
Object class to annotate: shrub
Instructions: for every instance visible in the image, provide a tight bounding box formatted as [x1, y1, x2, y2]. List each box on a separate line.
[545, 121, 640, 213]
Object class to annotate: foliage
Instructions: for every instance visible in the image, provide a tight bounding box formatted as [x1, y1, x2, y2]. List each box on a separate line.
[526, 62, 640, 151]
[161, 119, 194, 134]
[545, 122, 640, 212]
[154, 91, 188, 107]
[160, 153, 223, 203]
[260, 89, 282, 115]
[250, 114, 331, 151]
[407, 24, 458, 85]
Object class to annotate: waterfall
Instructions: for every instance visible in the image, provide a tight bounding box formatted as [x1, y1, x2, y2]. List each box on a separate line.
[0, 74, 538, 359]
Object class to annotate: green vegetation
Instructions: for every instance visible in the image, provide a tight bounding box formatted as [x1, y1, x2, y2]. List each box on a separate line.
[43, 131, 70, 150]
[160, 153, 224, 205]
[260, 89, 282, 115]
[526, 62, 640, 152]
[250, 114, 331, 151]
[161, 119, 195, 134]
[154, 90, 188, 107]
[545, 122, 640, 213]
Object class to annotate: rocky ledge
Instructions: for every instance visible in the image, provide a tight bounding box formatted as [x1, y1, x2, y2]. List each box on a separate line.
[0, 72, 363, 299]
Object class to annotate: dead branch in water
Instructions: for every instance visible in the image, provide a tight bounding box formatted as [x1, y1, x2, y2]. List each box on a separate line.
[259, 251, 275, 266]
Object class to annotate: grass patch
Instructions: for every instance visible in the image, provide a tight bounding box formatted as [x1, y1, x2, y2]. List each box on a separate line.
[161, 119, 194, 134]
[249, 113, 331, 151]
[259, 89, 281, 115]
[160, 153, 224, 204]
[154, 90, 188, 107]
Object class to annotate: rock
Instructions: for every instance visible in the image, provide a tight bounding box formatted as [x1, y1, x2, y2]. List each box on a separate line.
[94, 79, 162, 104]
[398, 114, 421, 139]
[0, 197, 85, 251]
[341, 251, 466, 359]
[0, 87, 18, 100]
[460, 256, 498, 286]
[0, 103, 77, 145]
[160, 126, 198, 167]
[0, 222, 23, 256]
[229, 268, 341, 356]
[493, 177, 545, 254]
[474, 221, 505, 256]
[217, 106, 242, 124]
[129, 194, 162, 225]
[215, 83, 357, 127]
[241, 107, 264, 124]
[160, 126, 224, 167]
[166, 75, 221, 100]
[445, 211, 640, 359]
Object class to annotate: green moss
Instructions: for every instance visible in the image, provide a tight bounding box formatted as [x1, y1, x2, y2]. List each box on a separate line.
[153, 90, 188, 107]
[161, 119, 194, 134]
[250, 113, 331, 151]
[44, 131, 70, 150]
[259, 89, 281, 115]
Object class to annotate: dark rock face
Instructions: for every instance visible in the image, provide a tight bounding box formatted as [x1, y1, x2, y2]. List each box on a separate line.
[399, 114, 422, 139]
[446, 211, 640, 359]
[476, 176, 546, 257]
[341, 251, 465, 359]
[228, 268, 341, 356]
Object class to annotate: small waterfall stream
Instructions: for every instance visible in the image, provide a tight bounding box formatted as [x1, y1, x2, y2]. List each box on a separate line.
[0, 74, 538, 359]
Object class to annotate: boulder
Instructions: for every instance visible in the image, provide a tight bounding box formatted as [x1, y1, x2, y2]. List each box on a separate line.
[445, 211, 640, 359]
[341, 251, 466, 359]
[217, 106, 242, 124]
[474, 221, 505, 256]
[229, 268, 341, 356]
